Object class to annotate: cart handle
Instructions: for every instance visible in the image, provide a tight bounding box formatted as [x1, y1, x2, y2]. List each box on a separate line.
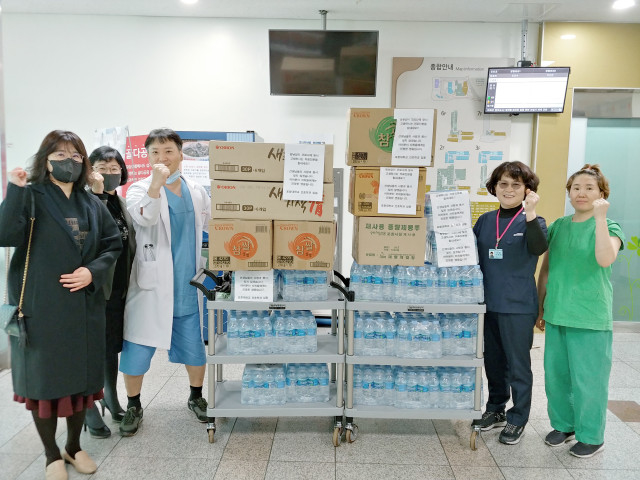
[330, 280, 354, 302]
[333, 270, 349, 288]
[189, 268, 222, 298]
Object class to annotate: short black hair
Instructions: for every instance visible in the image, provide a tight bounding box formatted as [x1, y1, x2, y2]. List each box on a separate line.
[144, 128, 182, 151]
[485, 161, 540, 196]
[88, 146, 128, 185]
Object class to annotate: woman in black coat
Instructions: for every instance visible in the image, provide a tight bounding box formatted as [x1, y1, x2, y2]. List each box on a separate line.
[0, 130, 121, 480]
[82, 146, 136, 438]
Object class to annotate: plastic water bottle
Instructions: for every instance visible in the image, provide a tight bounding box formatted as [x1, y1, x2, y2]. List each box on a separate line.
[415, 266, 428, 304]
[305, 311, 317, 353]
[353, 313, 364, 354]
[406, 266, 419, 303]
[272, 311, 285, 353]
[275, 367, 286, 405]
[439, 370, 452, 409]
[385, 315, 396, 356]
[417, 370, 428, 407]
[396, 318, 411, 357]
[362, 367, 373, 405]
[383, 366, 395, 406]
[461, 369, 474, 409]
[281, 270, 295, 301]
[286, 364, 297, 402]
[461, 315, 473, 355]
[227, 310, 239, 354]
[382, 265, 394, 302]
[253, 367, 265, 405]
[372, 367, 385, 404]
[430, 318, 442, 358]
[395, 369, 408, 407]
[370, 265, 384, 301]
[360, 265, 372, 301]
[353, 366, 363, 405]
[406, 369, 419, 407]
[241, 367, 254, 404]
[315, 271, 328, 301]
[448, 267, 461, 304]
[394, 266, 409, 303]
[350, 261, 363, 301]
[363, 312, 375, 356]
[450, 370, 462, 409]
[471, 265, 484, 303]
[318, 364, 330, 402]
[427, 369, 440, 408]
[441, 314, 452, 356]
[437, 267, 449, 304]
[425, 266, 438, 304]
[264, 368, 276, 404]
[237, 311, 250, 354]
[295, 365, 309, 402]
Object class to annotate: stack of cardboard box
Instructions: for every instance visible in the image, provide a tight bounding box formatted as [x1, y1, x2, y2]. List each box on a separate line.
[346, 108, 435, 267]
[208, 142, 336, 272]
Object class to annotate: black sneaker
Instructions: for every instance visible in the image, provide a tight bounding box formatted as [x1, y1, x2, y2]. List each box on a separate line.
[499, 423, 525, 445]
[569, 441, 604, 458]
[545, 429, 576, 447]
[471, 411, 507, 431]
[188, 397, 208, 423]
[119, 407, 143, 437]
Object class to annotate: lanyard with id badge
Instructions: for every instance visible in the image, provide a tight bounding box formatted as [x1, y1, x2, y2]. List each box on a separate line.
[490, 206, 523, 260]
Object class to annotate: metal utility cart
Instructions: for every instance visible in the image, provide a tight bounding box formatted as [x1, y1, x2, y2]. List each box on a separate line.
[191, 269, 346, 444]
[343, 299, 486, 450]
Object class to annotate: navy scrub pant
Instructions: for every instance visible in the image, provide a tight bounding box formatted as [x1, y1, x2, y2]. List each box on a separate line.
[483, 311, 536, 427]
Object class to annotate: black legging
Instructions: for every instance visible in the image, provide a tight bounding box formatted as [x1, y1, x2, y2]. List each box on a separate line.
[33, 408, 85, 466]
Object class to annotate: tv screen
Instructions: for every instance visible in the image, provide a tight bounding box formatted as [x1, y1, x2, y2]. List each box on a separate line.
[484, 66, 571, 114]
[269, 30, 378, 96]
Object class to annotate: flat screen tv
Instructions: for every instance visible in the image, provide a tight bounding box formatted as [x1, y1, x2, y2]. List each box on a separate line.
[269, 30, 378, 96]
[484, 66, 571, 114]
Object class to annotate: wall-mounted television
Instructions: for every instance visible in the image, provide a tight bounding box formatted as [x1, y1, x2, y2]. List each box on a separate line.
[269, 30, 378, 96]
[484, 66, 571, 114]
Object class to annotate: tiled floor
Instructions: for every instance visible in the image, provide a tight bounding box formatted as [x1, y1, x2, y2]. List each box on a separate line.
[1, 323, 640, 480]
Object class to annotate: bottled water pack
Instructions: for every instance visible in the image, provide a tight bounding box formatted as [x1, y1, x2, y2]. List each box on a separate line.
[350, 261, 483, 304]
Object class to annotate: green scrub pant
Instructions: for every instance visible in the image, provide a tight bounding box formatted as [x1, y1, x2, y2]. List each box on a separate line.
[544, 323, 612, 445]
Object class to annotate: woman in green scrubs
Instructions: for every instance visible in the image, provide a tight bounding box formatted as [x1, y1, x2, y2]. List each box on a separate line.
[537, 164, 624, 458]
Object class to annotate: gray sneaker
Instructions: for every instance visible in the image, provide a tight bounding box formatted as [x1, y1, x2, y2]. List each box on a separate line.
[188, 397, 208, 423]
[499, 423, 525, 445]
[119, 407, 143, 437]
[569, 442, 604, 458]
[471, 411, 507, 431]
[545, 429, 575, 447]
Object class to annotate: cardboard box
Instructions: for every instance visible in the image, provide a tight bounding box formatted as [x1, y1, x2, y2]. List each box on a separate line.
[352, 217, 427, 266]
[209, 142, 334, 183]
[346, 108, 436, 167]
[208, 219, 272, 271]
[211, 180, 334, 221]
[273, 221, 335, 271]
[348, 167, 426, 217]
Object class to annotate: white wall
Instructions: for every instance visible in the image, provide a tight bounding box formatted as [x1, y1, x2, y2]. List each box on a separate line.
[2, 14, 537, 272]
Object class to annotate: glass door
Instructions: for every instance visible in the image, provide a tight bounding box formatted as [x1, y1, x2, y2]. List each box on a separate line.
[568, 89, 640, 322]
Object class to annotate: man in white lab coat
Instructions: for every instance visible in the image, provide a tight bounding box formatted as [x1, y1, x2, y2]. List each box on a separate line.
[118, 128, 211, 436]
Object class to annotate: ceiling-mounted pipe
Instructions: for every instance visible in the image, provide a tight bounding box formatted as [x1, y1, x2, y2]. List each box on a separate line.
[319, 10, 327, 30]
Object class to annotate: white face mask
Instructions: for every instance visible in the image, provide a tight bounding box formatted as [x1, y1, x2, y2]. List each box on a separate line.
[165, 170, 181, 184]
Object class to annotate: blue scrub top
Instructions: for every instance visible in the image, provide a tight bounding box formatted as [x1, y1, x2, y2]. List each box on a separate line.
[166, 178, 198, 317]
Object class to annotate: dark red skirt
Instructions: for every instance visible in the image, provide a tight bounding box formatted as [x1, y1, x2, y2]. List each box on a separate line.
[14, 389, 104, 418]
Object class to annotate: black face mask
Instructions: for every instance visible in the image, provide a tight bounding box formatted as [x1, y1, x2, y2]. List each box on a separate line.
[49, 158, 83, 184]
[102, 173, 122, 192]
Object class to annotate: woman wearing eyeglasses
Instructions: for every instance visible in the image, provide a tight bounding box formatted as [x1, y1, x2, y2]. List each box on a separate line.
[79, 146, 136, 439]
[0, 131, 121, 480]
[471, 161, 548, 445]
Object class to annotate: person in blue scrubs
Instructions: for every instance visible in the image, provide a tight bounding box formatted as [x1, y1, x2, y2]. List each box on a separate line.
[472, 161, 548, 445]
[118, 129, 211, 436]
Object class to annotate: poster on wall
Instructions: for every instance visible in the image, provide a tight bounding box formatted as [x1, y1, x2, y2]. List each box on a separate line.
[393, 57, 514, 223]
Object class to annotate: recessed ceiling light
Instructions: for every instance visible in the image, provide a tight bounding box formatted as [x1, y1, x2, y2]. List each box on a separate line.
[612, 0, 635, 10]
[181, 0, 199, 5]
[560, 34, 576, 40]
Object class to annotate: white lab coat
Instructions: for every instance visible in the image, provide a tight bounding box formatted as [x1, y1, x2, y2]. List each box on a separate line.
[123, 175, 211, 350]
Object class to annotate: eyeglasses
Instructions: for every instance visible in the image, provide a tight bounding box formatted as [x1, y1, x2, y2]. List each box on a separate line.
[50, 151, 84, 162]
[94, 166, 122, 174]
[497, 181, 524, 190]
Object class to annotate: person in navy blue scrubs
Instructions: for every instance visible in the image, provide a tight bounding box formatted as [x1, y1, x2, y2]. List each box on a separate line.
[472, 161, 548, 445]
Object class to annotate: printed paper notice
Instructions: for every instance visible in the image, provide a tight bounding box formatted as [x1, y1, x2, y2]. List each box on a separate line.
[283, 143, 324, 201]
[435, 229, 478, 267]
[233, 270, 274, 302]
[429, 190, 472, 231]
[391, 109, 435, 166]
[378, 167, 419, 215]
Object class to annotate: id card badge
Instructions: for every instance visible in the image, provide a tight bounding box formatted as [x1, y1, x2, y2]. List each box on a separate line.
[489, 248, 503, 260]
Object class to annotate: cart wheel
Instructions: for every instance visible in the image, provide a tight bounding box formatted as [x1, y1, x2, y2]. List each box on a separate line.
[345, 425, 358, 443]
[208, 429, 215, 443]
[470, 430, 478, 451]
[332, 427, 342, 447]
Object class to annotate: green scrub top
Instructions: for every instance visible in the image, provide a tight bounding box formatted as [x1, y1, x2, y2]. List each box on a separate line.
[543, 215, 624, 331]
